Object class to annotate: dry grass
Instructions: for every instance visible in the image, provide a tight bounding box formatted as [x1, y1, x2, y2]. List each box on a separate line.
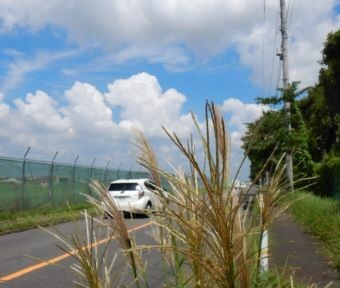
[42, 210, 126, 288]
[134, 103, 291, 287]
[46, 102, 298, 287]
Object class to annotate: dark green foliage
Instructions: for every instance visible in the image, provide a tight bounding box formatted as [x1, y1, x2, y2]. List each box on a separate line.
[299, 30, 340, 160]
[320, 30, 340, 118]
[298, 86, 332, 161]
[315, 155, 340, 198]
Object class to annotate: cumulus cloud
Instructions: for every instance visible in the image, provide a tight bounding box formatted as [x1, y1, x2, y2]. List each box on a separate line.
[63, 82, 115, 132]
[0, 93, 10, 118]
[0, 91, 73, 149]
[0, 72, 266, 178]
[105, 72, 192, 137]
[0, 0, 338, 86]
[0, 73, 193, 166]
[221, 98, 270, 179]
[221, 98, 269, 132]
[14, 91, 68, 131]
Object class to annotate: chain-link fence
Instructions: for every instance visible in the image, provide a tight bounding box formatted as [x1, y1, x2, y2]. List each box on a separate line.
[0, 156, 147, 211]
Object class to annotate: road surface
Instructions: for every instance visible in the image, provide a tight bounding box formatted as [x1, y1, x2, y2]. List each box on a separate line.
[270, 213, 340, 287]
[0, 217, 164, 287]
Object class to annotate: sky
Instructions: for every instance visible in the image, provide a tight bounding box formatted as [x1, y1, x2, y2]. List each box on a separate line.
[0, 0, 339, 180]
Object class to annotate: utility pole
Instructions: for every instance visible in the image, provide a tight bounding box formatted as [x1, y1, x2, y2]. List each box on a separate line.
[278, 0, 294, 191]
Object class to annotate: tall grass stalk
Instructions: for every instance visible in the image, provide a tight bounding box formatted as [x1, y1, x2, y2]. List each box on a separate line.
[131, 102, 290, 287]
[42, 210, 126, 288]
[88, 181, 146, 288]
[47, 102, 294, 287]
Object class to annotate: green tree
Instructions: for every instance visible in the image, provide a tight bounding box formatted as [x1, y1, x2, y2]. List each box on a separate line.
[299, 30, 340, 159]
[243, 82, 314, 181]
[242, 110, 286, 180]
[243, 29, 340, 193]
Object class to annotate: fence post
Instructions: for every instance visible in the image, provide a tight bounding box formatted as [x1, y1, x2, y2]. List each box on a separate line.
[117, 162, 123, 179]
[22, 147, 31, 210]
[128, 164, 133, 179]
[49, 151, 58, 207]
[90, 158, 96, 180]
[104, 160, 110, 183]
[137, 167, 142, 178]
[72, 155, 79, 202]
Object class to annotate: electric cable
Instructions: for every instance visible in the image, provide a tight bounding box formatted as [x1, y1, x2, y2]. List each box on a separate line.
[268, 2, 280, 96]
[275, 61, 282, 100]
[261, 0, 266, 99]
[287, 0, 295, 29]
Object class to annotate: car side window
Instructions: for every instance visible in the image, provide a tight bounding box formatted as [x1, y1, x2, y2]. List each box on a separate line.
[145, 181, 156, 190]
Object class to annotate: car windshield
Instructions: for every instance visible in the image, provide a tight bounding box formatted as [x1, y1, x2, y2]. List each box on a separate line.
[108, 183, 139, 191]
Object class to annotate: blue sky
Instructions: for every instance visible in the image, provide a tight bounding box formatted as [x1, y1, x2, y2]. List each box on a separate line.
[0, 0, 339, 180]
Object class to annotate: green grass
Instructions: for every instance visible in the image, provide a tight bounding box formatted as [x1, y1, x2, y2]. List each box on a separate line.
[0, 203, 95, 235]
[287, 191, 340, 270]
[0, 182, 93, 210]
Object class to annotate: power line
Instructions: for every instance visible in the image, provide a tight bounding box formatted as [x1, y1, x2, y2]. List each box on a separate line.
[275, 61, 282, 99]
[269, 3, 280, 96]
[261, 0, 266, 98]
[287, 0, 295, 29]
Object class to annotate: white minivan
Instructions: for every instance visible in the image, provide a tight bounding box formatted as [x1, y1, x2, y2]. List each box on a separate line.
[106, 178, 162, 213]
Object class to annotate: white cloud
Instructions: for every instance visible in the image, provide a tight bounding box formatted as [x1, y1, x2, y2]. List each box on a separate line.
[221, 98, 270, 180]
[0, 72, 266, 179]
[0, 73, 194, 167]
[0, 1, 337, 179]
[63, 82, 114, 131]
[0, 93, 10, 118]
[220, 98, 269, 132]
[1, 0, 338, 87]
[105, 72, 192, 137]
[1, 49, 82, 93]
[14, 91, 71, 132]
[0, 0, 259, 55]
[0, 91, 73, 149]
[235, 0, 340, 89]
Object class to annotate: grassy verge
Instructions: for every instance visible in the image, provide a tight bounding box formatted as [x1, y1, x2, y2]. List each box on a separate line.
[287, 191, 340, 270]
[0, 203, 95, 235]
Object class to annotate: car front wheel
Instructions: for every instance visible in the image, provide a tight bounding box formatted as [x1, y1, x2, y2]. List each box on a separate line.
[145, 202, 152, 210]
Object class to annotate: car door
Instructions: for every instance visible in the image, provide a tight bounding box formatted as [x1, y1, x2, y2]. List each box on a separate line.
[144, 180, 160, 209]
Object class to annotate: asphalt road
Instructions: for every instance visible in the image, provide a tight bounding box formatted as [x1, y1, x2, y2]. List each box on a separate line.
[0, 217, 164, 288]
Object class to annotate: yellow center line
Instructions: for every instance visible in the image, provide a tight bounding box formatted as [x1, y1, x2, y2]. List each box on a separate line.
[0, 221, 152, 282]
